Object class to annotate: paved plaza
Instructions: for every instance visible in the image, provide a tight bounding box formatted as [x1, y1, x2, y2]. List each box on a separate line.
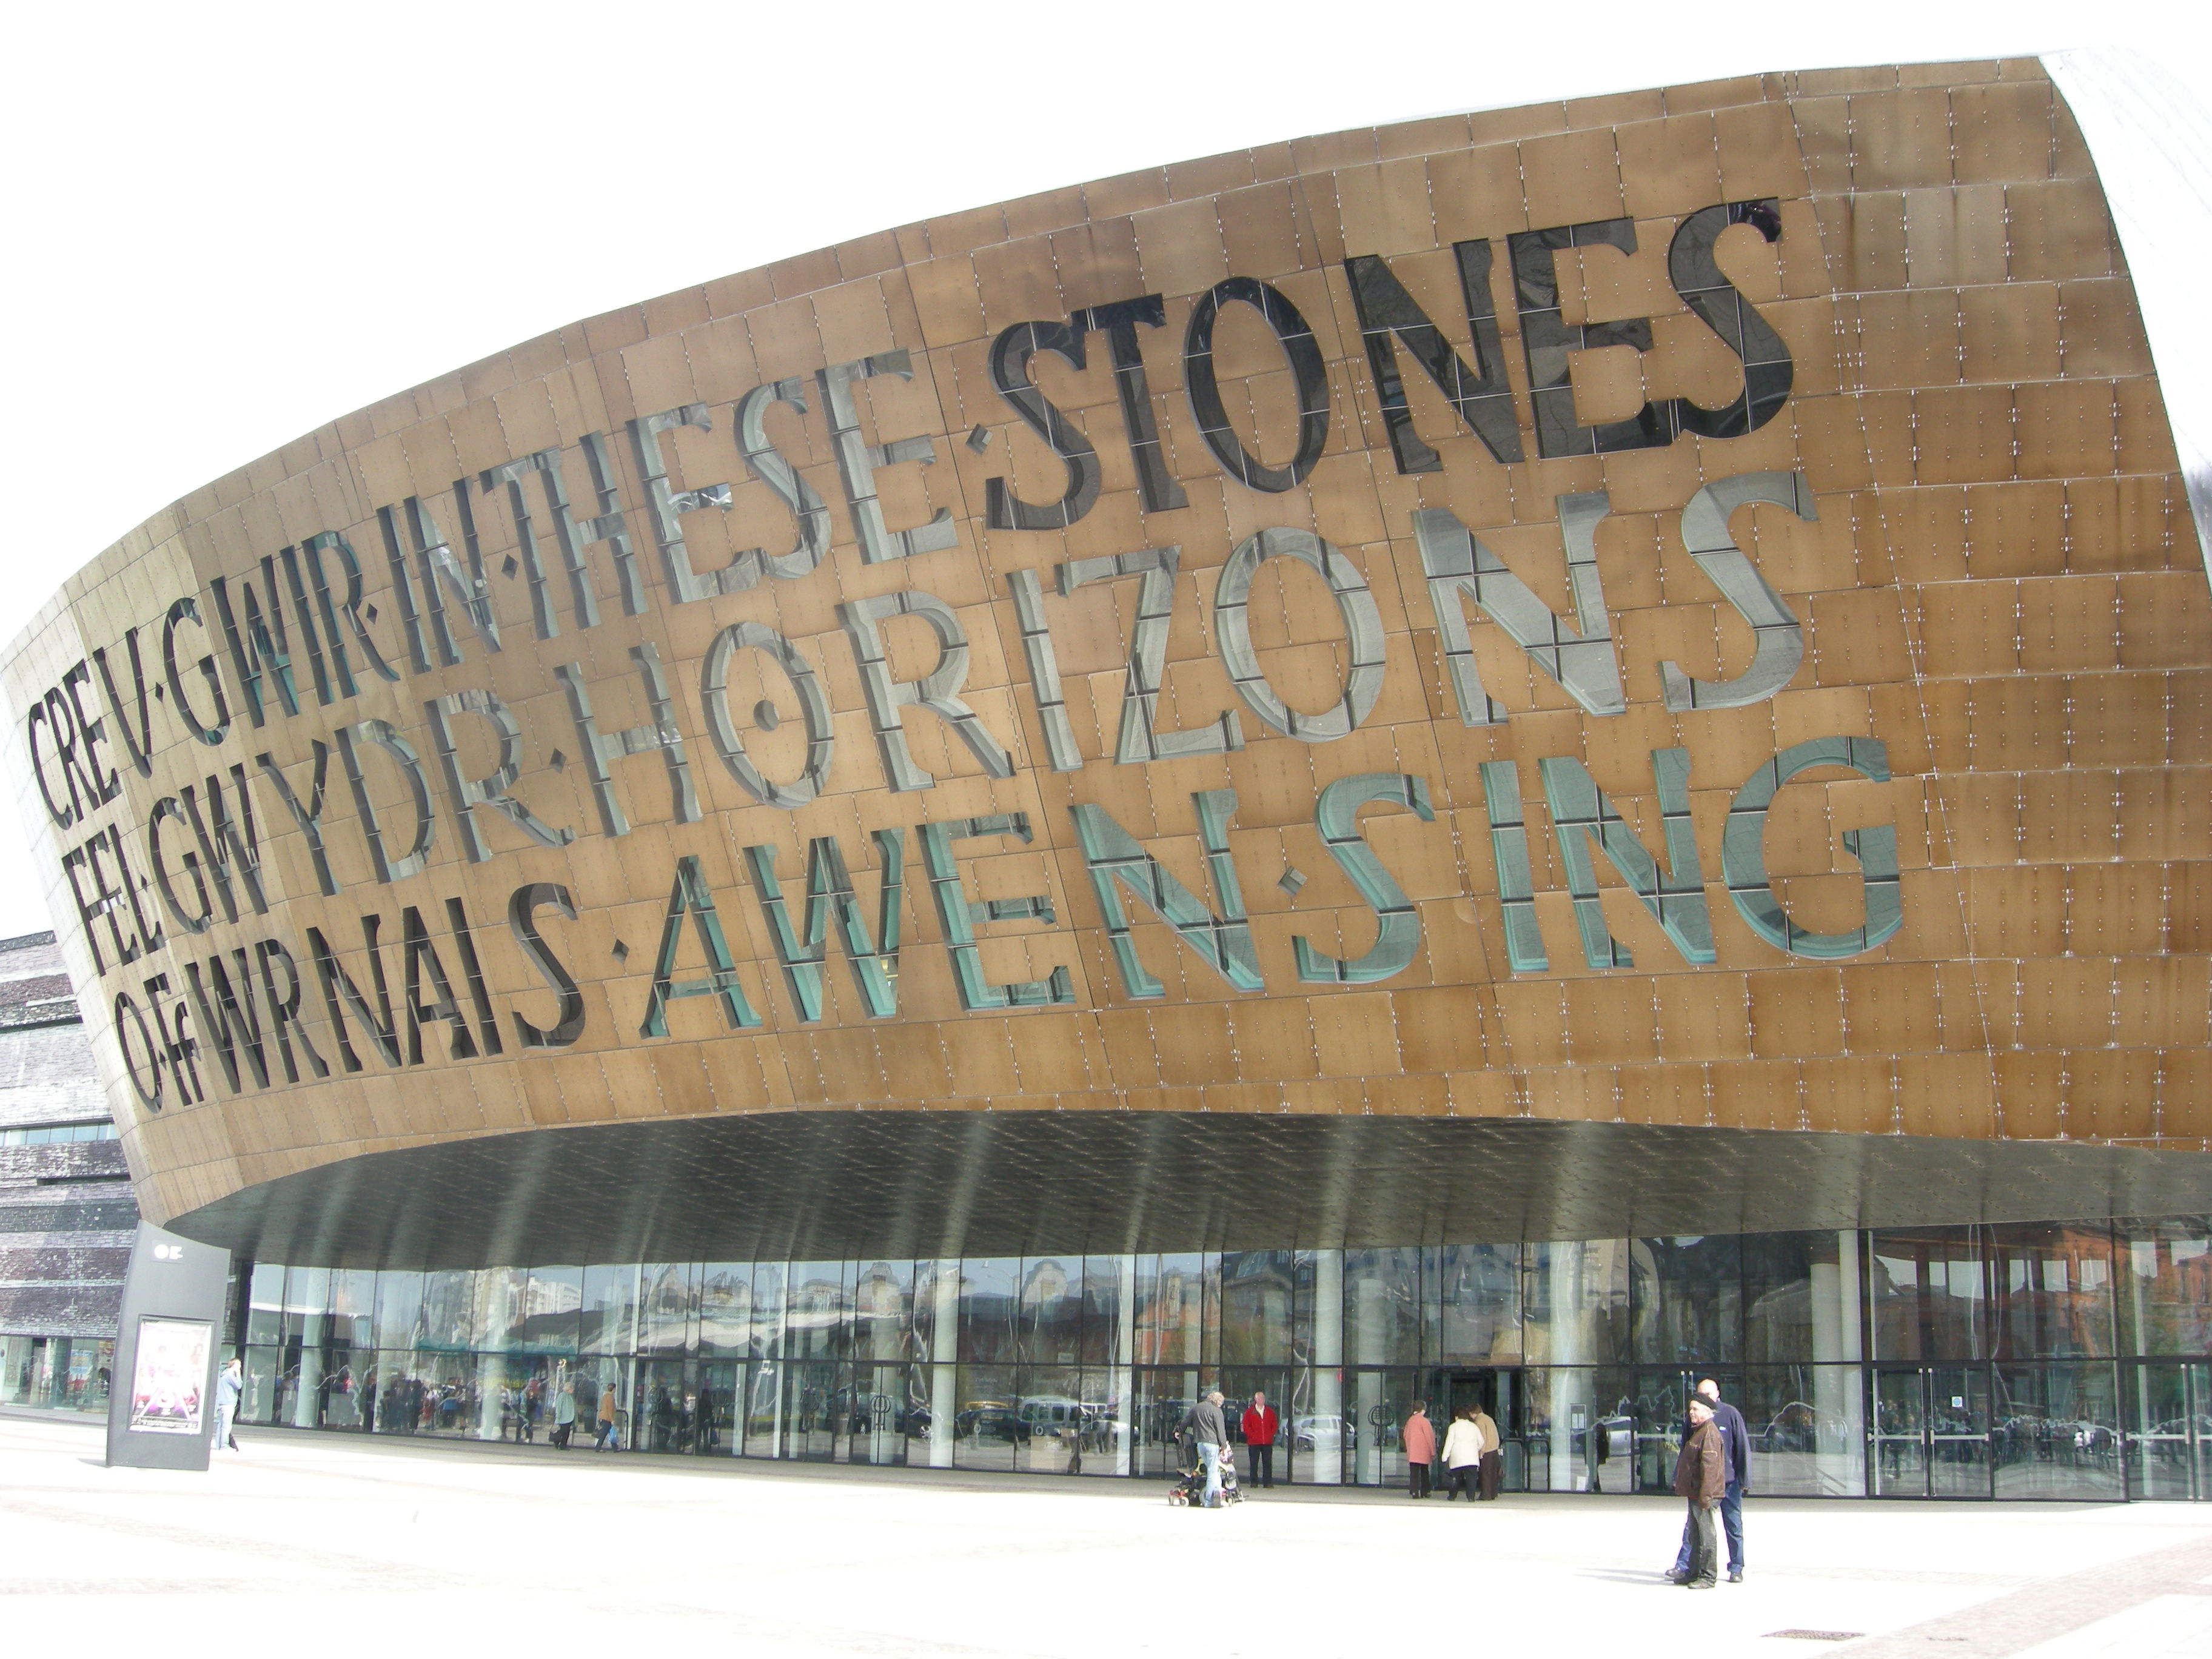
[4, 1408, 2210, 1656]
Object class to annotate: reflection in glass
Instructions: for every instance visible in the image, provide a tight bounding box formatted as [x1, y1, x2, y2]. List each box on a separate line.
[787, 1262, 851, 1361]
[1927, 1364, 1992, 1498]
[1871, 1367, 1926, 1496]
[697, 1263, 752, 1358]
[1023, 1258, 1082, 1366]
[694, 1358, 737, 1455]
[420, 1270, 478, 1353]
[743, 1356, 782, 1456]
[849, 1357, 913, 1466]
[2119, 1218, 2212, 1356]
[477, 1267, 531, 1353]
[853, 1260, 911, 1363]
[1018, 1365, 1087, 1474]
[1523, 1366, 1601, 1492]
[749, 1261, 785, 1360]
[638, 1358, 694, 1452]
[1220, 1252, 1293, 1367]
[1744, 1233, 1822, 1362]
[1350, 1369, 1413, 1487]
[1740, 1364, 1865, 1496]
[954, 1363, 1021, 1470]
[580, 1263, 634, 1355]
[1525, 1241, 1630, 1367]
[960, 1258, 1019, 1364]
[1988, 1225, 2115, 1359]
[246, 1262, 284, 1346]
[373, 1272, 423, 1353]
[241, 1343, 280, 1424]
[2122, 1361, 2197, 1500]
[1633, 1237, 1741, 1366]
[1870, 1230, 1987, 1361]
[1346, 1248, 1421, 1368]
[1438, 1245, 1520, 1364]
[1080, 1257, 1125, 1369]
[1992, 1362, 2122, 1499]
[520, 1265, 582, 1355]
[1629, 1370, 1695, 1492]
[1136, 1254, 1207, 1367]
[226, 1216, 2212, 1496]
[637, 1263, 695, 1356]
[329, 1270, 375, 1350]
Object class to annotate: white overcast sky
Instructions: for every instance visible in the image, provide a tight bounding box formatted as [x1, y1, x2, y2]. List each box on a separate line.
[2, 2, 2207, 941]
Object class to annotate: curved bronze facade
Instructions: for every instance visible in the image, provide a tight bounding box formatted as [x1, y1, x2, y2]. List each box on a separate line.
[6, 58, 2208, 1268]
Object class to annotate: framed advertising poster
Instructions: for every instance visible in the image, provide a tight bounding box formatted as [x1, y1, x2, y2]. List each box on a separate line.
[127, 1316, 211, 1436]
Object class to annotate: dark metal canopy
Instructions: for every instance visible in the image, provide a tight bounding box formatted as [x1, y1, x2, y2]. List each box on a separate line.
[164, 1111, 2212, 1272]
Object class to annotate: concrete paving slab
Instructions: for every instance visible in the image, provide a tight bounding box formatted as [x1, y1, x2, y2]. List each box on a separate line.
[2, 1412, 2205, 1657]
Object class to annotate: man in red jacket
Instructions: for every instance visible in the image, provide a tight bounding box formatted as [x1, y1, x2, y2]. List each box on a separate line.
[1242, 1390, 1279, 1489]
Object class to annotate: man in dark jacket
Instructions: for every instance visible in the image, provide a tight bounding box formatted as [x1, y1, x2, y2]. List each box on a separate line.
[1669, 1379, 1751, 1582]
[1181, 1390, 1229, 1508]
[1699, 1379, 1750, 1581]
[1671, 1397, 1726, 1588]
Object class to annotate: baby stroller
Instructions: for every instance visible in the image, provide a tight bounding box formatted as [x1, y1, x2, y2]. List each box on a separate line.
[1166, 1435, 1244, 1507]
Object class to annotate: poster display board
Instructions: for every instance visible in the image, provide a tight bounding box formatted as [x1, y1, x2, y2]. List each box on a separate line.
[104, 1224, 230, 1470]
[126, 1316, 212, 1436]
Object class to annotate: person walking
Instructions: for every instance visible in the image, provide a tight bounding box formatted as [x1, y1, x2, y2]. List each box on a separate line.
[1671, 1397, 1726, 1588]
[1241, 1390, 1279, 1489]
[1470, 1398, 1503, 1500]
[1181, 1389, 1230, 1508]
[1440, 1406, 1484, 1500]
[1699, 1379, 1749, 1580]
[552, 1379, 577, 1448]
[595, 1381, 620, 1450]
[1403, 1399, 1438, 1498]
[213, 1357, 243, 1452]
[1667, 1380, 1751, 1582]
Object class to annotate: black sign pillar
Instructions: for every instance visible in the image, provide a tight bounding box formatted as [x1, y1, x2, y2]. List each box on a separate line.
[104, 1222, 232, 1470]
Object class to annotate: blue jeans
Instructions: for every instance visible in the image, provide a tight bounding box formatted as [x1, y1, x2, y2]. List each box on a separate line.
[1674, 1483, 1744, 1574]
[1198, 1443, 1223, 1506]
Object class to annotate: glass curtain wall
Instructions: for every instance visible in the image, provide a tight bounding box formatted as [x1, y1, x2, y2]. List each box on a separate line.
[227, 1218, 2212, 1500]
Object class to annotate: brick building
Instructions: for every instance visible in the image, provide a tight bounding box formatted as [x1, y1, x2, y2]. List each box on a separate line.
[0, 930, 136, 1410]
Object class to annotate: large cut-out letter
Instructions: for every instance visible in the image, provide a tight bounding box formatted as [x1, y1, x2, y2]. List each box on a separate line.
[1414, 492, 1623, 725]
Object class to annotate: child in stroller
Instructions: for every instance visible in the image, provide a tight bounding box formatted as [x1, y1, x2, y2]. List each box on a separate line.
[1166, 1433, 1244, 1507]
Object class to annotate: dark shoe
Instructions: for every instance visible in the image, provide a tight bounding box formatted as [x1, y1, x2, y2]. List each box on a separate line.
[1686, 1578, 1717, 1590]
[1665, 1570, 1690, 1584]
[1728, 1569, 1743, 1583]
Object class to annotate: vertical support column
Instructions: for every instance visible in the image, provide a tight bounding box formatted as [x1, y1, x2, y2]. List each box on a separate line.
[293, 1318, 324, 1431]
[1354, 1266, 1387, 1486]
[476, 1358, 503, 1441]
[1114, 1254, 1137, 1478]
[1548, 1245, 1587, 1493]
[1810, 1230, 1867, 1496]
[746, 1259, 781, 1462]
[1310, 1249, 1343, 1485]
[2, 1335, 28, 1403]
[930, 1259, 959, 1470]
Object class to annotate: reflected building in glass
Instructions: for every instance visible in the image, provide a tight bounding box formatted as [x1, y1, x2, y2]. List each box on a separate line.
[8, 58, 2212, 1498]
[231, 1223, 2210, 1500]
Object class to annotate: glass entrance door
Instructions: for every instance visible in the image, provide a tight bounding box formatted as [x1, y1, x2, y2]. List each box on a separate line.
[783, 1360, 847, 1461]
[1439, 1369, 1521, 1492]
[1871, 1367, 1926, 1495]
[694, 1361, 737, 1455]
[1872, 1366, 1991, 1497]
[1926, 1366, 1991, 1497]
[2125, 1362, 2205, 1501]
[636, 1359, 692, 1453]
